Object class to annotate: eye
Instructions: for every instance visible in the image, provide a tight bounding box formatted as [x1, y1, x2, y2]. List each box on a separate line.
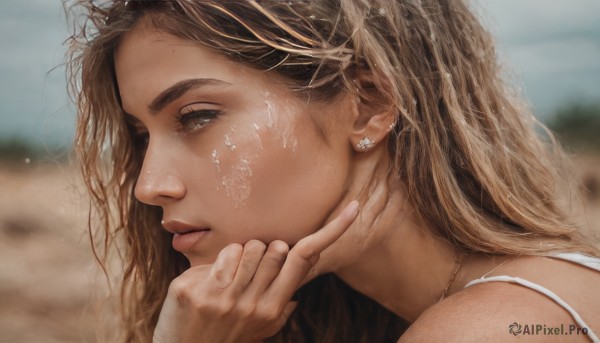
[177, 106, 221, 133]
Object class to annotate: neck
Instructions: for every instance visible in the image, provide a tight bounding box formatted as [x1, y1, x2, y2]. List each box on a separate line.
[334, 204, 461, 321]
[325, 151, 505, 322]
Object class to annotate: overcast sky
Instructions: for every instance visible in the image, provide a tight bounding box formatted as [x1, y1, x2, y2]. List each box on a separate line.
[1, 0, 599, 149]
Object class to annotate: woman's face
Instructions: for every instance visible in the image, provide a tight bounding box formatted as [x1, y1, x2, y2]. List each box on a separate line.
[115, 23, 354, 267]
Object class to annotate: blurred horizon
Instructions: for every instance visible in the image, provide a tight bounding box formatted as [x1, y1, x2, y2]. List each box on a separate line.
[1, 0, 599, 152]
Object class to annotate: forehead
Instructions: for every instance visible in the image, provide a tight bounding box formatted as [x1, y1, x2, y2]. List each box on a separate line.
[111, 19, 343, 121]
[113, 22, 275, 113]
[115, 23, 243, 86]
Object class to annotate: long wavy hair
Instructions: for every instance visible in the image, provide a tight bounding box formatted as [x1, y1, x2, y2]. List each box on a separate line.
[65, 0, 600, 342]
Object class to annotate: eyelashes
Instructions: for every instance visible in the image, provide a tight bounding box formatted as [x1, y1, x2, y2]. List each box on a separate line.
[176, 109, 220, 134]
[127, 106, 221, 148]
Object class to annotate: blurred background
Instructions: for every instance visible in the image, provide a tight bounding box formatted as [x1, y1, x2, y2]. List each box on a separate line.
[0, 0, 599, 342]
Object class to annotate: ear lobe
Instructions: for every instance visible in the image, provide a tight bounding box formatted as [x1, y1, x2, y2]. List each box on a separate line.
[350, 73, 396, 152]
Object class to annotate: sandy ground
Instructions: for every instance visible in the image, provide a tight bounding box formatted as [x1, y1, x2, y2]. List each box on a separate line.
[0, 154, 599, 343]
[0, 161, 102, 343]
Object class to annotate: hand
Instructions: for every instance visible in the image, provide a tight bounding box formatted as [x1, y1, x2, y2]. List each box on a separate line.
[153, 200, 360, 343]
[301, 171, 400, 286]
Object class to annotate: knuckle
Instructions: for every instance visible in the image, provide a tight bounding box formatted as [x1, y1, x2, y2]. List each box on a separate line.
[256, 302, 281, 322]
[189, 297, 209, 311]
[293, 240, 316, 258]
[212, 264, 232, 285]
[262, 251, 286, 268]
[260, 308, 280, 322]
[169, 278, 191, 304]
[237, 259, 255, 275]
[169, 278, 186, 295]
[294, 252, 319, 267]
[218, 298, 236, 315]
[290, 247, 317, 263]
[212, 267, 225, 281]
[235, 301, 257, 319]
[200, 297, 234, 317]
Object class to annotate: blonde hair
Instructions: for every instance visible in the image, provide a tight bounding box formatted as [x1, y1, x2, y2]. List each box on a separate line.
[65, 0, 599, 342]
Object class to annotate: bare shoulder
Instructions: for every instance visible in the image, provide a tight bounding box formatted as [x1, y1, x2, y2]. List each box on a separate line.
[398, 281, 588, 342]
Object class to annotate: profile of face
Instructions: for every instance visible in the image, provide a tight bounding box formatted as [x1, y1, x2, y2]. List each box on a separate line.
[114, 21, 358, 267]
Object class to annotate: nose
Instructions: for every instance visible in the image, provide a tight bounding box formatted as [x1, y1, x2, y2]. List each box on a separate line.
[134, 141, 186, 206]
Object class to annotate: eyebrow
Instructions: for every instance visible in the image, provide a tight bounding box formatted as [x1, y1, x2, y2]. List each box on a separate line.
[148, 78, 232, 114]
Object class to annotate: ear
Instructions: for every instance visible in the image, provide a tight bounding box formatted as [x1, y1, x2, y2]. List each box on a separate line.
[349, 73, 396, 152]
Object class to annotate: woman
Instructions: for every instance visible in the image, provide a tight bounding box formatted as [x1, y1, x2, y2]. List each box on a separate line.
[66, 0, 600, 342]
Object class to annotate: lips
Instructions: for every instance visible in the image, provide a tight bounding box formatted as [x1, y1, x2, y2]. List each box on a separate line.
[162, 220, 212, 252]
[162, 220, 209, 234]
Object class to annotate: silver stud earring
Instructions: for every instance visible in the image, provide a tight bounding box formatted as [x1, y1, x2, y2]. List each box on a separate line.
[161, 220, 165, 226]
[356, 137, 376, 151]
[388, 122, 396, 131]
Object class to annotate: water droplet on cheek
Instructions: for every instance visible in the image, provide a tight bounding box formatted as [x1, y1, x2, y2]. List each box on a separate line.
[264, 93, 275, 129]
[224, 134, 237, 151]
[263, 94, 277, 124]
[221, 156, 254, 209]
[251, 123, 264, 149]
[258, 91, 301, 154]
[211, 149, 221, 172]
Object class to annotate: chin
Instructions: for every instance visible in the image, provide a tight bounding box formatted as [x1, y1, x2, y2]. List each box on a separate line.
[184, 253, 217, 268]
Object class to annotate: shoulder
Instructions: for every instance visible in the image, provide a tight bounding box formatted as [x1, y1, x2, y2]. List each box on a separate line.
[398, 280, 585, 342]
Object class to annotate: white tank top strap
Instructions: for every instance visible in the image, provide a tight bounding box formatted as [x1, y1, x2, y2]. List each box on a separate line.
[463, 253, 600, 343]
[548, 252, 600, 272]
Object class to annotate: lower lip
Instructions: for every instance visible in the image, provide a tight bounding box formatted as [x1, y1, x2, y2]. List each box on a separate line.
[172, 230, 211, 252]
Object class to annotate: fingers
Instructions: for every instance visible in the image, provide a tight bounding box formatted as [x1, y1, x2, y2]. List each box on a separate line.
[265, 200, 359, 303]
[229, 240, 267, 294]
[210, 243, 243, 289]
[244, 240, 289, 299]
[296, 200, 359, 258]
[209, 200, 358, 316]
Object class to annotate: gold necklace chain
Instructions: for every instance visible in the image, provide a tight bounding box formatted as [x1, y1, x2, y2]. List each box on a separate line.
[438, 251, 468, 302]
[438, 252, 523, 302]
[479, 253, 522, 279]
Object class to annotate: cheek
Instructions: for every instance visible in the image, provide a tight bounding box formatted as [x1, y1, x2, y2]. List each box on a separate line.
[208, 95, 295, 211]
[211, 108, 349, 245]
[209, 124, 262, 209]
